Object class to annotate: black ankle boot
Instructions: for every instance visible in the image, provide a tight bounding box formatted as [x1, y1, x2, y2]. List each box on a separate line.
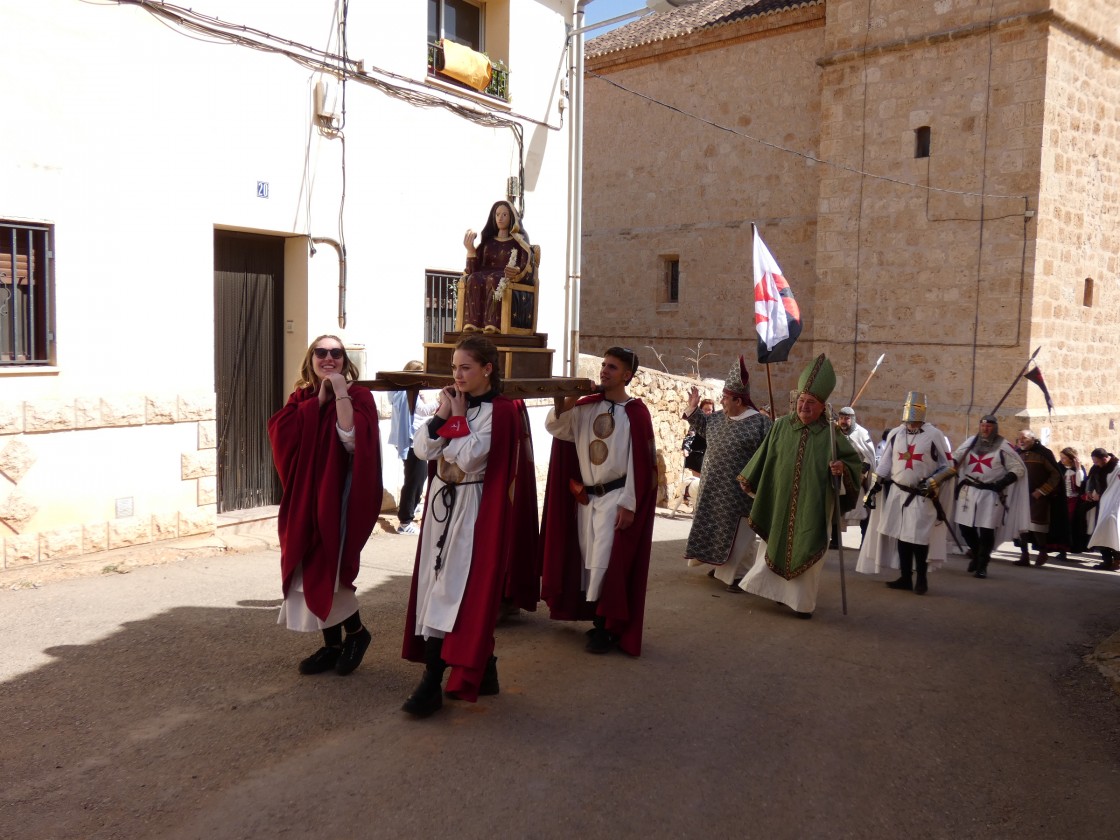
[886, 577, 913, 591]
[403, 638, 446, 718]
[478, 655, 500, 696]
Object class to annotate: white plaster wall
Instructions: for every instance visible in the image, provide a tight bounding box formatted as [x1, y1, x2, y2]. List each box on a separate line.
[0, 0, 572, 547]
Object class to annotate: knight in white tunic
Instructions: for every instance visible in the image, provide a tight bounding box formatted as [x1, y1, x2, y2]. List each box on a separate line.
[951, 415, 1028, 579]
[836, 406, 877, 544]
[856, 392, 954, 595]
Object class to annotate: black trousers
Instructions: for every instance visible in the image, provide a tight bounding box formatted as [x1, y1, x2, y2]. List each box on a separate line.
[398, 447, 427, 523]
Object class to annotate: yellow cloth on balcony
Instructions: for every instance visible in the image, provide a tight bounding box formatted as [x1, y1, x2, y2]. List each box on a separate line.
[439, 38, 493, 92]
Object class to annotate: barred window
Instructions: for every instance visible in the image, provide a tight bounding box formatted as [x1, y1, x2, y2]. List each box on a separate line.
[425, 269, 459, 345]
[0, 221, 54, 365]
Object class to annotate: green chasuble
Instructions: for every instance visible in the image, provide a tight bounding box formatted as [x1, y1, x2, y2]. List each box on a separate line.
[739, 413, 862, 580]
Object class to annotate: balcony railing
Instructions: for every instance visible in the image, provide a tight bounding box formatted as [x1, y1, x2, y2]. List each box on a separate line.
[427, 42, 510, 102]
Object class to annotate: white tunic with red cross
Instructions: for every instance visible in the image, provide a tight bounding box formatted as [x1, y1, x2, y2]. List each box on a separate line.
[952, 436, 1027, 531]
[873, 423, 950, 545]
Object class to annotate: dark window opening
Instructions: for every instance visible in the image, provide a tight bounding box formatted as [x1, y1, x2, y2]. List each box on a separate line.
[1084, 277, 1094, 308]
[915, 126, 931, 159]
[429, 0, 482, 51]
[664, 257, 680, 303]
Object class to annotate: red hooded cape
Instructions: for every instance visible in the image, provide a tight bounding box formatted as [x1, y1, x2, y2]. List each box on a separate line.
[539, 396, 656, 656]
[401, 395, 524, 702]
[504, 399, 541, 611]
[268, 385, 382, 621]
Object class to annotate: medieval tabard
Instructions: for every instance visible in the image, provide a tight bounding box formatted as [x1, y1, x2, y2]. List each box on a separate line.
[952, 433, 1029, 543]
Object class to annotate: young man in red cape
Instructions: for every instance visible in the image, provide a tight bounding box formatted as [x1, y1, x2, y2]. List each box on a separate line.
[540, 347, 657, 656]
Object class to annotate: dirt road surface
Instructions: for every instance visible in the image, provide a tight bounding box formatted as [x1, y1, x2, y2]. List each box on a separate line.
[1, 516, 1117, 839]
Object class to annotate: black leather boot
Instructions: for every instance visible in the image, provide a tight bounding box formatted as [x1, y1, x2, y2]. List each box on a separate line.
[887, 552, 914, 590]
[478, 655, 500, 696]
[402, 637, 446, 718]
[915, 558, 929, 594]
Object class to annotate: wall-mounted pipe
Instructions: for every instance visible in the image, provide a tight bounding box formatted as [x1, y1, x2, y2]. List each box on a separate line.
[309, 236, 347, 328]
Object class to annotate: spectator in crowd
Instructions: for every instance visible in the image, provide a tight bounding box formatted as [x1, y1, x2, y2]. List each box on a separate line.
[388, 360, 438, 535]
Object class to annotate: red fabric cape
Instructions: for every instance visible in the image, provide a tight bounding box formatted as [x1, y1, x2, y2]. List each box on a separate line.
[539, 396, 656, 656]
[503, 399, 541, 610]
[401, 395, 522, 702]
[268, 385, 382, 622]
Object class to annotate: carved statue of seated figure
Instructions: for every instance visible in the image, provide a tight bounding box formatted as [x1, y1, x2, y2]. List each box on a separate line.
[458, 200, 539, 336]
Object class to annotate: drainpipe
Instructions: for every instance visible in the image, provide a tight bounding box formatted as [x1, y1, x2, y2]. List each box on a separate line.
[309, 236, 347, 329]
[564, 2, 590, 376]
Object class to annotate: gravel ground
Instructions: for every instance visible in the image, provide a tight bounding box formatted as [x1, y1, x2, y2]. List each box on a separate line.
[1, 514, 1117, 840]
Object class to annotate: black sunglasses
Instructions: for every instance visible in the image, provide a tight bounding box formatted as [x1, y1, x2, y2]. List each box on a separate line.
[314, 347, 345, 360]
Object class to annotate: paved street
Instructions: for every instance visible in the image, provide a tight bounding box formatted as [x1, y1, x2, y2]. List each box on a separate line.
[1, 515, 1118, 839]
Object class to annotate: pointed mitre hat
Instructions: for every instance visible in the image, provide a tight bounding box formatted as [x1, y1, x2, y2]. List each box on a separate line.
[723, 356, 757, 408]
[797, 354, 836, 403]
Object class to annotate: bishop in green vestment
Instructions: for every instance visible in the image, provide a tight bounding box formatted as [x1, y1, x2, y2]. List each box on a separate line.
[736, 354, 862, 617]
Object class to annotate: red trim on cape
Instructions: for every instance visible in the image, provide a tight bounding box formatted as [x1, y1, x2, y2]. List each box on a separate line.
[539, 396, 656, 656]
[268, 385, 382, 622]
[503, 399, 541, 611]
[401, 395, 522, 702]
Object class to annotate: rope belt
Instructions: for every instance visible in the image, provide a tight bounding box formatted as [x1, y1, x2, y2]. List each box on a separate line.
[431, 476, 484, 575]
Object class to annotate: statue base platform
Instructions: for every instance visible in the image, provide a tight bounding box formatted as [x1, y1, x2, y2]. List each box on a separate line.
[423, 331, 553, 380]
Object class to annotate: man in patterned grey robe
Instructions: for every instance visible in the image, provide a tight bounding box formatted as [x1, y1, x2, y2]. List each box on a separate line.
[684, 357, 773, 590]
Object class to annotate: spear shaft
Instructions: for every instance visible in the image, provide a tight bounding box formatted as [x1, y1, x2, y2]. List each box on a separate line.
[989, 346, 1041, 415]
[850, 353, 886, 409]
[827, 403, 848, 616]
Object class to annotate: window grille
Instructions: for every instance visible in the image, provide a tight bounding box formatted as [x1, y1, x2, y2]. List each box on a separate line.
[0, 221, 54, 365]
[425, 270, 459, 344]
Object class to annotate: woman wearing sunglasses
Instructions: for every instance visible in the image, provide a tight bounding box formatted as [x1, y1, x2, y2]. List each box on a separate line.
[268, 335, 382, 676]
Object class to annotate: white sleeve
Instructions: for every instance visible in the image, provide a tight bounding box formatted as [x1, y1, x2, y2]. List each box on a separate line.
[412, 418, 447, 461]
[336, 423, 356, 454]
[545, 406, 577, 442]
[443, 409, 493, 474]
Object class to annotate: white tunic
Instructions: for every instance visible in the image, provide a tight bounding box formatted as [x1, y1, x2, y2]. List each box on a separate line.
[874, 423, 950, 545]
[738, 539, 825, 613]
[546, 400, 636, 601]
[857, 424, 953, 576]
[842, 422, 877, 524]
[1088, 466, 1120, 551]
[410, 402, 494, 638]
[952, 436, 1029, 537]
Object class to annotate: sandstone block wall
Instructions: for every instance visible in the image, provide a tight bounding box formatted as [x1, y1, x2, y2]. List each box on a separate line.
[0, 392, 218, 570]
[582, 9, 826, 393]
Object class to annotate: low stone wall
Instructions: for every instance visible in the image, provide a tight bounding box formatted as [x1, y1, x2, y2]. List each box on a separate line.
[0, 392, 218, 570]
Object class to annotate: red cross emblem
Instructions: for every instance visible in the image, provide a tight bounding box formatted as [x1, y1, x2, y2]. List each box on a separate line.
[968, 453, 994, 475]
[898, 444, 924, 470]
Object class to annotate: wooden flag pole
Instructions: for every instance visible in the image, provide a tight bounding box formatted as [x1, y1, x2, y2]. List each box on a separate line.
[765, 363, 776, 420]
[989, 346, 1041, 415]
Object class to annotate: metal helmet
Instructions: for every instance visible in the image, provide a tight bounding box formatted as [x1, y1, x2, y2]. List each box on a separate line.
[901, 391, 927, 422]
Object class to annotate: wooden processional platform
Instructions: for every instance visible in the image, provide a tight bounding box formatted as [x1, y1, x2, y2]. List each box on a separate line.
[360, 331, 593, 399]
